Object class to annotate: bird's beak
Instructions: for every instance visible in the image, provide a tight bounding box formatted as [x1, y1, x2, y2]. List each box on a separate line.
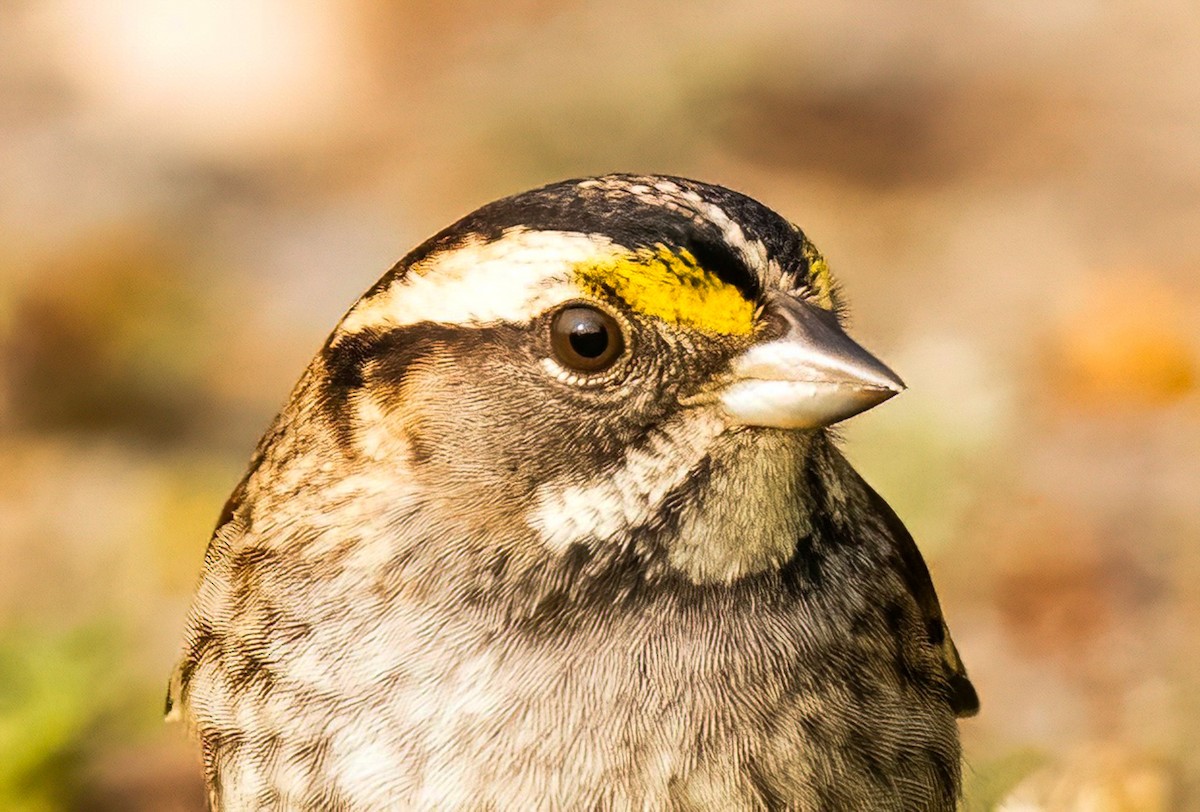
[720, 293, 905, 429]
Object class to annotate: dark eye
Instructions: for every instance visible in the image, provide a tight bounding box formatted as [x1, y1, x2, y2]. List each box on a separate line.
[549, 305, 625, 372]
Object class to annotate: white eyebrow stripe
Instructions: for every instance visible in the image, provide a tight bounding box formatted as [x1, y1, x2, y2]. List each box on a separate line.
[337, 229, 617, 335]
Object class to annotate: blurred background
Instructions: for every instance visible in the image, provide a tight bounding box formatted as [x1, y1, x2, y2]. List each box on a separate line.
[1, 0, 1197, 809]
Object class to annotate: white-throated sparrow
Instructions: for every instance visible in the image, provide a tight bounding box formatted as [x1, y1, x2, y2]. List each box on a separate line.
[169, 175, 977, 810]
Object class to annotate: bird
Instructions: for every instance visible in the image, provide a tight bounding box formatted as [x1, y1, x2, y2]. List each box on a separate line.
[168, 174, 978, 811]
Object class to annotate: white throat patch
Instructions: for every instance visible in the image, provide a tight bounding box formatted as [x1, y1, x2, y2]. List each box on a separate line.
[526, 406, 811, 584]
[525, 410, 727, 553]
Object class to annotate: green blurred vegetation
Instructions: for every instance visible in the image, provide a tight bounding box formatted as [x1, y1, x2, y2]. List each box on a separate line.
[2, 1, 1198, 809]
[0, 626, 114, 812]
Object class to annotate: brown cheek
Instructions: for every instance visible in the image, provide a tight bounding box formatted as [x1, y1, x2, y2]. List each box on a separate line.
[393, 361, 538, 520]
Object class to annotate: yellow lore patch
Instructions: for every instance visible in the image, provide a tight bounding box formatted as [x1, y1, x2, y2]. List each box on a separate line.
[802, 239, 835, 309]
[574, 245, 756, 335]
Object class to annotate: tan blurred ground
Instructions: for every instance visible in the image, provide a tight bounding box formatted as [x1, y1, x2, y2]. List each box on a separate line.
[1, 1, 1198, 809]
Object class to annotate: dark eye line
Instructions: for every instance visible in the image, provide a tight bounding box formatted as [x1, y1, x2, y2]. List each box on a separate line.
[685, 236, 761, 301]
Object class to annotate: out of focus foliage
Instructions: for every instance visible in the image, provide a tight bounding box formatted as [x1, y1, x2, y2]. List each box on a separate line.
[0, 627, 110, 811]
[2, 1, 1197, 808]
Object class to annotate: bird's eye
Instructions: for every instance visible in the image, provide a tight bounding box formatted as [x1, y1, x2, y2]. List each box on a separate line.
[549, 305, 625, 373]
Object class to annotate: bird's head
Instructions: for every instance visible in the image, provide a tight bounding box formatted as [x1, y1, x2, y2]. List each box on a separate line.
[270, 175, 904, 584]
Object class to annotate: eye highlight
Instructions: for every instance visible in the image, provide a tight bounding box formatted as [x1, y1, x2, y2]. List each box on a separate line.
[549, 305, 625, 373]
